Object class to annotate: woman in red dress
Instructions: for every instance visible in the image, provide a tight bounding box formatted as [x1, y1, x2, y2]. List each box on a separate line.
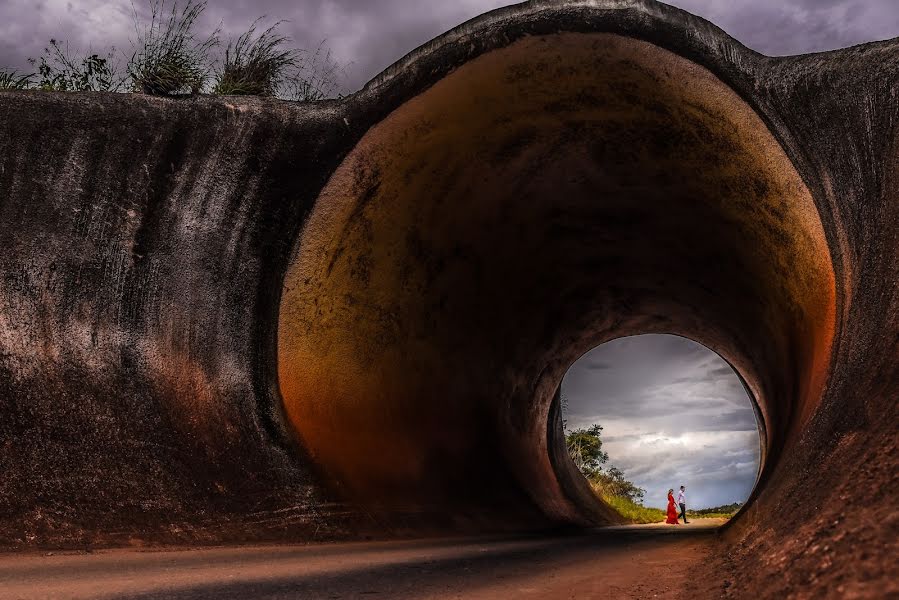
[665, 489, 680, 524]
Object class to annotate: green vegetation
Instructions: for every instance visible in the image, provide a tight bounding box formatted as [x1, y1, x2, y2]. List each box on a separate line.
[0, 70, 32, 90]
[593, 486, 666, 523]
[687, 502, 742, 519]
[566, 422, 664, 523]
[213, 20, 296, 96]
[593, 465, 647, 504]
[5, 0, 343, 100]
[566, 424, 609, 476]
[29, 40, 123, 92]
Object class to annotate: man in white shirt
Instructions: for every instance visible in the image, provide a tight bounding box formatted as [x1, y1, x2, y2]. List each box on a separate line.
[677, 486, 689, 523]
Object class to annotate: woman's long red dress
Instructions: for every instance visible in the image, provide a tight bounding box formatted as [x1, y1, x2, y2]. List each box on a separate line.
[665, 493, 680, 524]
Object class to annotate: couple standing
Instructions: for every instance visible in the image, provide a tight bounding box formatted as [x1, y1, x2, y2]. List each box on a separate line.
[665, 485, 688, 524]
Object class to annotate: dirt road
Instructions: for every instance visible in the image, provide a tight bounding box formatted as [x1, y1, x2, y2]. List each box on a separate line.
[0, 520, 725, 599]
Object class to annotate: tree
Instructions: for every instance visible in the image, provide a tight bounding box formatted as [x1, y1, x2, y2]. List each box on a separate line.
[565, 424, 608, 478]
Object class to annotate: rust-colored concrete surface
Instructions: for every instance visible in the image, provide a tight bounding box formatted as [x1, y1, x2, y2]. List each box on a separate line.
[0, 0, 897, 597]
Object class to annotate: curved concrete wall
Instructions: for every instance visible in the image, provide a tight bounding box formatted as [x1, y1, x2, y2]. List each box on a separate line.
[0, 0, 896, 594]
[0, 94, 356, 544]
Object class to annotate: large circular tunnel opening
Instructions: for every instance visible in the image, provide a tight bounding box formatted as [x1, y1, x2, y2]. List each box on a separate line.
[277, 33, 836, 528]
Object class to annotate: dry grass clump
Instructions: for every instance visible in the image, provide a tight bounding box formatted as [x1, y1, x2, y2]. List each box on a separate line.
[128, 0, 218, 96]
[213, 20, 297, 96]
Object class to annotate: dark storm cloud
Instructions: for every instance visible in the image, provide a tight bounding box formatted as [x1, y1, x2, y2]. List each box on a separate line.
[1, 1, 896, 92]
[561, 335, 761, 509]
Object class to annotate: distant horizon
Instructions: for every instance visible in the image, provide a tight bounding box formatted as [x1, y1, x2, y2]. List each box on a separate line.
[562, 334, 760, 510]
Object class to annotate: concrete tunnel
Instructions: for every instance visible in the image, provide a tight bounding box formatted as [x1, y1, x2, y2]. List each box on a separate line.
[0, 0, 896, 594]
[277, 32, 835, 524]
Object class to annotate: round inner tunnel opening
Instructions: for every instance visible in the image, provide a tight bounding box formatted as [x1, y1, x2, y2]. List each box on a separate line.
[277, 32, 836, 529]
[560, 334, 762, 521]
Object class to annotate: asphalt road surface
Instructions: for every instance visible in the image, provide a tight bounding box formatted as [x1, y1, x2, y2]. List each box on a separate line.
[0, 520, 726, 599]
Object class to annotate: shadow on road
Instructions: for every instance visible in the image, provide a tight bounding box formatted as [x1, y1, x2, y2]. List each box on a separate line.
[118, 525, 720, 600]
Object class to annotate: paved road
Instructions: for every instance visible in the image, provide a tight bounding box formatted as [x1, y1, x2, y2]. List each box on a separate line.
[0, 520, 725, 599]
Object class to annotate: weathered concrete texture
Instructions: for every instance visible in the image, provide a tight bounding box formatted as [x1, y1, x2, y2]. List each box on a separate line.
[0, 0, 897, 596]
[0, 93, 360, 545]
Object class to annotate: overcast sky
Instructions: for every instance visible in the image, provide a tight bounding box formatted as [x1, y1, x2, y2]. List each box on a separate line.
[1, 0, 897, 92]
[561, 335, 760, 510]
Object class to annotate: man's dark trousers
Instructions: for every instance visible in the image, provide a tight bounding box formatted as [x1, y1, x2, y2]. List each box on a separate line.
[679, 503, 689, 523]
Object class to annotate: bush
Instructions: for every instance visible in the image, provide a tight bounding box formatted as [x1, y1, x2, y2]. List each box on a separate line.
[213, 20, 296, 96]
[128, 0, 218, 95]
[28, 40, 122, 91]
[687, 502, 742, 519]
[0, 70, 33, 90]
[591, 466, 646, 504]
